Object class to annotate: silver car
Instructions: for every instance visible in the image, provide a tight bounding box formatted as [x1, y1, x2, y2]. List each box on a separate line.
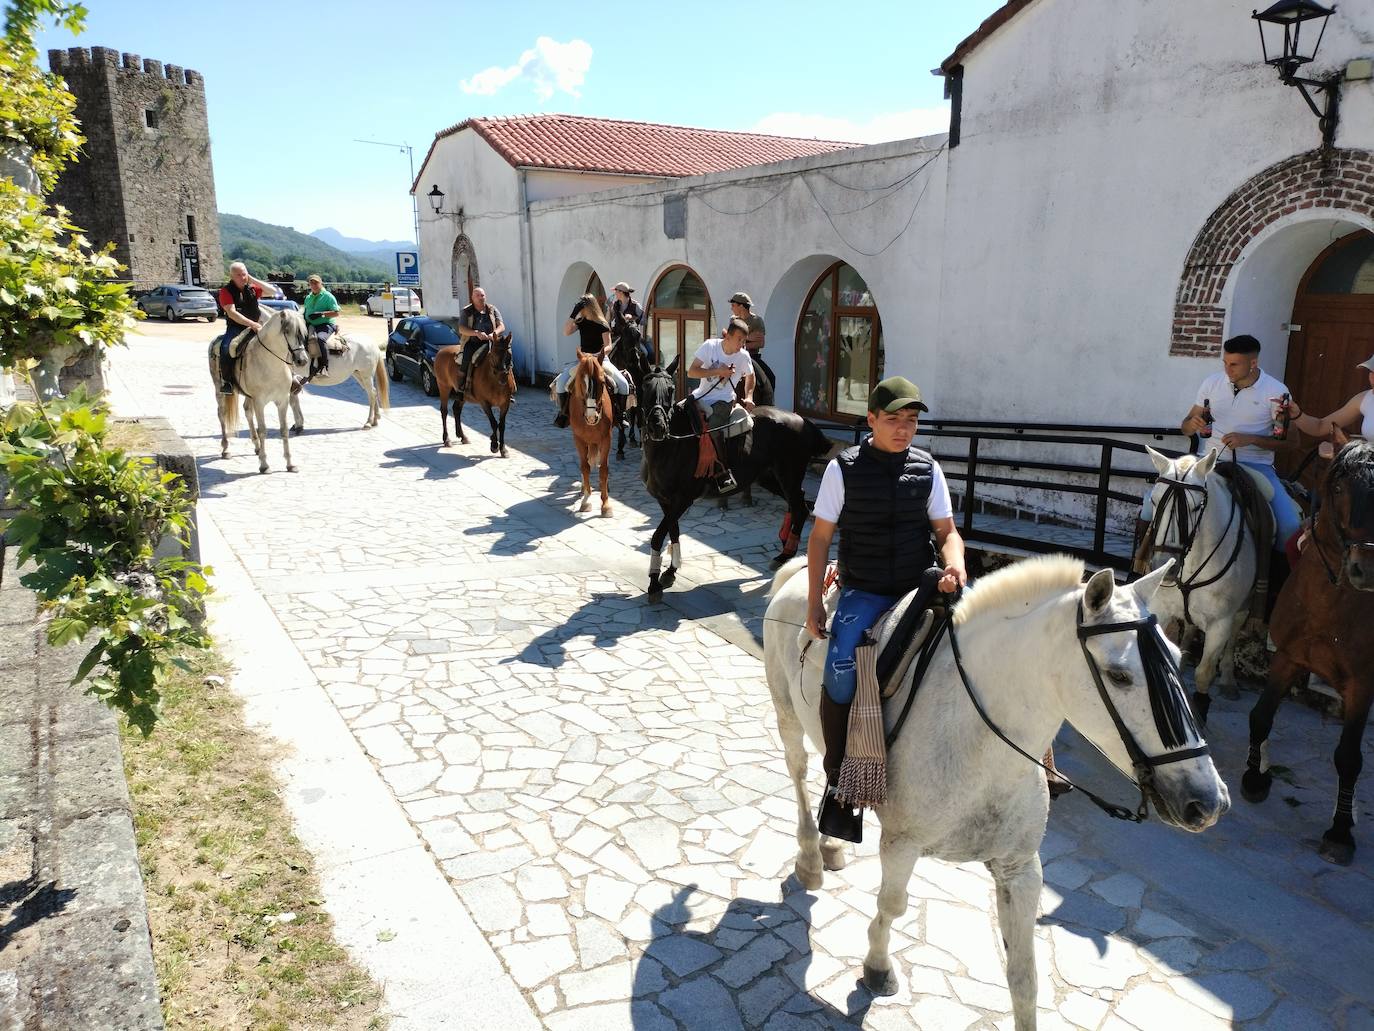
[137, 284, 219, 322]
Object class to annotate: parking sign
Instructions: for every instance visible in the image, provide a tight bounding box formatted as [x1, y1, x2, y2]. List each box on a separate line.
[396, 251, 419, 286]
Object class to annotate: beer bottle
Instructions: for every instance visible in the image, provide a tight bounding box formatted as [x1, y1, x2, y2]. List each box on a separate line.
[1199, 399, 1213, 438]
[1272, 392, 1291, 440]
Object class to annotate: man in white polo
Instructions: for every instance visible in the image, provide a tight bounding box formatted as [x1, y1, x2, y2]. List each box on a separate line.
[1175, 333, 1300, 551]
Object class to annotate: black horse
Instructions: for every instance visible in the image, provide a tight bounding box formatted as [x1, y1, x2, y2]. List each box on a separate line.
[609, 332, 652, 461]
[638, 360, 832, 602]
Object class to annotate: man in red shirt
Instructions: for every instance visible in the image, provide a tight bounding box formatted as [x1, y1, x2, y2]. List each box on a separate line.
[217, 262, 277, 394]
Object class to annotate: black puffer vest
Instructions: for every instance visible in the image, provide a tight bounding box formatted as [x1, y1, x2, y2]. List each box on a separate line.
[223, 279, 261, 322]
[837, 440, 936, 596]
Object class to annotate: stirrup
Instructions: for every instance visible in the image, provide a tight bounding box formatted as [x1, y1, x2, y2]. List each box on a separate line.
[817, 784, 863, 843]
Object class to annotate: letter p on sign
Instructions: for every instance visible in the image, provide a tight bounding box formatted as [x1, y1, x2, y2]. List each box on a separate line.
[396, 251, 419, 286]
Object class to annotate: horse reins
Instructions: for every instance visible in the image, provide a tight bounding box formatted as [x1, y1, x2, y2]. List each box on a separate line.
[945, 599, 1207, 824]
[1146, 469, 1249, 624]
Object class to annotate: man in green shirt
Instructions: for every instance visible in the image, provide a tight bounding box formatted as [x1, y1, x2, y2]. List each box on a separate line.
[303, 273, 340, 378]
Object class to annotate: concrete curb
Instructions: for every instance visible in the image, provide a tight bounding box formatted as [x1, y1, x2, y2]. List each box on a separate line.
[197, 508, 540, 1029]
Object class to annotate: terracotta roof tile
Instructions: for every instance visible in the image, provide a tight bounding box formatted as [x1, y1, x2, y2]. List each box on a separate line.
[412, 114, 856, 192]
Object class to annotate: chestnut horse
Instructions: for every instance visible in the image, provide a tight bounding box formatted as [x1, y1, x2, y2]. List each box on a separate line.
[1242, 441, 1374, 865]
[434, 335, 517, 457]
[565, 351, 613, 516]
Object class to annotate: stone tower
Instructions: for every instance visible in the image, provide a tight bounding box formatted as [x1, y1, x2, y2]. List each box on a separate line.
[47, 46, 223, 291]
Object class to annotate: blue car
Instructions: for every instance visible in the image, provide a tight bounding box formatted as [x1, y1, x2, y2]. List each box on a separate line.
[384, 316, 461, 396]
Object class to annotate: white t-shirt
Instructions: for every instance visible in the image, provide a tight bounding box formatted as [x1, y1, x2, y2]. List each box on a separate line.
[1195, 369, 1288, 466]
[814, 451, 954, 524]
[1360, 389, 1374, 438]
[690, 338, 753, 406]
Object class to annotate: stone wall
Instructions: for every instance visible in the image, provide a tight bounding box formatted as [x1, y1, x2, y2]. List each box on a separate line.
[48, 46, 224, 291]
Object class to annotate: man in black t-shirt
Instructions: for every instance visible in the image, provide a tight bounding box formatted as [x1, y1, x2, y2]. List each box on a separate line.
[455, 286, 505, 394]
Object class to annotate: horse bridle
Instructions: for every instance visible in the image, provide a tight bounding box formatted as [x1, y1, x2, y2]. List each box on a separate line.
[1145, 469, 1247, 624]
[251, 316, 308, 368]
[947, 598, 1208, 823]
[1309, 469, 1374, 586]
[580, 364, 604, 426]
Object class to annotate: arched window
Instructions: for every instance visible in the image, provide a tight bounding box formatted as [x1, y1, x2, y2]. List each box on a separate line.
[795, 262, 883, 419]
[647, 265, 716, 386]
[450, 235, 480, 300]
[1302, 230, 1374, 294]
[586, 271, 607, 314]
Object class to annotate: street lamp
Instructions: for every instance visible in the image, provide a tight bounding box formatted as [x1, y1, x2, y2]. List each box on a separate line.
[1252, 0, 1341, 148]
[426, 185, 463, 224]
[354, 138, 421, 247]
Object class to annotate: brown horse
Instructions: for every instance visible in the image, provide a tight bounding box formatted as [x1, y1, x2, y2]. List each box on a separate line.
[1242, 441, 1374, 865]
[434, 336, 516, 457]
[566, 351, 613, 516]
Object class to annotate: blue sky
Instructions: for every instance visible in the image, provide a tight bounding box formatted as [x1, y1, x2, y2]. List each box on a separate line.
[37, 1, 1003, 243]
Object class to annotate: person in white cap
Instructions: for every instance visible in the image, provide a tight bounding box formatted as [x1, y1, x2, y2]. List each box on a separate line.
[1284, 353, 1374, 447]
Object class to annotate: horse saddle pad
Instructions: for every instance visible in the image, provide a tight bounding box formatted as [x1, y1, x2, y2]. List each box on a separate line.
[471, 341, 490, 364]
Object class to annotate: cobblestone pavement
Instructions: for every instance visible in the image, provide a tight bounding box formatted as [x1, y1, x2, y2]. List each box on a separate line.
[107, 321, 1374, 1030]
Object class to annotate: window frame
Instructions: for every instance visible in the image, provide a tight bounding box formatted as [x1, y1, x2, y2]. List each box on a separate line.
[793, 262, 884, 423]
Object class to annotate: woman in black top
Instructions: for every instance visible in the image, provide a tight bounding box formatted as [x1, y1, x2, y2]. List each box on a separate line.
[554, 294, 630, 427]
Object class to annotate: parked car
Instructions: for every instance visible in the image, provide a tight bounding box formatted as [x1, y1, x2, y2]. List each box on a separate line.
[364, 287, 422, 316]
[384, 316, 461, 396]
[136, 284, 219, 322]
[259, 296, 300, 314]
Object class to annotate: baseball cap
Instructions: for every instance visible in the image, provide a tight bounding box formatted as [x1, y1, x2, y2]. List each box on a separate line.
[1358, 354, 1374, 373]
[729, 291, 753, 307]
[868, 376, 928, 413]
[613, 282, 633, 294]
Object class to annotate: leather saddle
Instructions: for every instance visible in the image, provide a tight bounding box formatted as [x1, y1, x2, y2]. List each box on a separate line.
[870, 567, 949, 700]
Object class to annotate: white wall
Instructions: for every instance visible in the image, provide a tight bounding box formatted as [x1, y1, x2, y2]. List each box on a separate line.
[523, 139, 950, 409]
[938, 0, 1374, 427]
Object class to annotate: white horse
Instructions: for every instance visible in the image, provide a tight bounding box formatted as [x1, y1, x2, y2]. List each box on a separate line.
[1142, 446, 1261, 722]
[207, 310, 310, 473]
[764, 555, 1228, 1030]
[298, 331, 390, 429]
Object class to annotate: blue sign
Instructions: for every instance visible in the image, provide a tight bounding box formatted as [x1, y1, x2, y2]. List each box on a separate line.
[395, 251, 419, 286]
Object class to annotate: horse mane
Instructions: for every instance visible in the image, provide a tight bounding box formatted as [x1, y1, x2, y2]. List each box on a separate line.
[952, 554, 1085, 626]
[1171, 454, 1199, 474]
[1331, 440, 1374, 492]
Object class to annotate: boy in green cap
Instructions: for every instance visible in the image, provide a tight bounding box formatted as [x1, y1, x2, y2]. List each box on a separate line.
[805, 375, 967, 841]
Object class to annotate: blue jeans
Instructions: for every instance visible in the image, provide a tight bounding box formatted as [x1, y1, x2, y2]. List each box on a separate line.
[823, 587, 898, 704]
[220, 321, 246, 364]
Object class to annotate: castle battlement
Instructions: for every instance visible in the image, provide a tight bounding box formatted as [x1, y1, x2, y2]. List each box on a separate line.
[48, 46, 203, 88]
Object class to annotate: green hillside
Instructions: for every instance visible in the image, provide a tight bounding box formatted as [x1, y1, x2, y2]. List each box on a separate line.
[218, 213, 391, 282]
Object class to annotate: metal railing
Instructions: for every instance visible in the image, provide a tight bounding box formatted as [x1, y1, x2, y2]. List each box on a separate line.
[809, 417, 1192, 572]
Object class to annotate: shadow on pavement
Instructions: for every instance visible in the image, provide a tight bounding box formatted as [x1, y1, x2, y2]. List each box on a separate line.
[632, 884, 872, 1030]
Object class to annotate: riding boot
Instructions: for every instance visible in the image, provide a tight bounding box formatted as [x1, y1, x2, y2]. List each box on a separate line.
[454, 368, 468, 398]
[554, 391, 571, 428]
[817, 693, 862, 843]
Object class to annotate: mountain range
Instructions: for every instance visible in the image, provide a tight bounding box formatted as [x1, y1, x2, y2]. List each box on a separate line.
[310, 227, 415, 254]
[217, 214, 404, 282]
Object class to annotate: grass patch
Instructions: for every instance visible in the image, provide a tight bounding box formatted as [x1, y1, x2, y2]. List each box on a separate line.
[121, 653, 387, 1030]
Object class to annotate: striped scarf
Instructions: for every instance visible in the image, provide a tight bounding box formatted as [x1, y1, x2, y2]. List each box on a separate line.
[836, 640, 886, 808]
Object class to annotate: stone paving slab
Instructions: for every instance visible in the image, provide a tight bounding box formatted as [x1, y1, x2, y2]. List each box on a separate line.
[102, 321, 1374, 1030]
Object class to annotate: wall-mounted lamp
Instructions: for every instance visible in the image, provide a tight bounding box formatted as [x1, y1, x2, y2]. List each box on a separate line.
[427, 185, 464, 224]
[1252, 0, 1341, 148]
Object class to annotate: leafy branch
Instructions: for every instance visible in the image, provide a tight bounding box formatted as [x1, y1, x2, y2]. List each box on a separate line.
[1, 389, 212, 734]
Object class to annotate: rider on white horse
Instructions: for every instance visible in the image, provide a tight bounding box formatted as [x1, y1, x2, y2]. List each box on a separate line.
[804, 376, 967, 842]
[1153, 334, 1302, 565]
[302, 274, 340, 379]
[217, 261, 277, 395]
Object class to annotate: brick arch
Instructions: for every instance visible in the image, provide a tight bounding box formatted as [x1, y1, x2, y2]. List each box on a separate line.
[1170, 148, 1374, 357]
[450, 234, 479, 300]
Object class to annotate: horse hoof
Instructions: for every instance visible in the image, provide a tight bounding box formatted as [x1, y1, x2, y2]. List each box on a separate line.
[1319, 833, 1355, 866]
[742, 496, 756, 508]
[290, 425, 304, 436]
[862, 964, 900, 997]
[441, 440, 450, 448]
[578, 501, 591, 513]
[601, 505, 612, 518]
[820, 845, 847, 871]
[500, 447, 508, 458]
[220, 450, 229, 459]
[794, 862, 823, 891]
[659, 569, 677, 590]
[647, 588, 663, 604]
[1240, 768, 1273, 804]
[258, 467, 268, 475]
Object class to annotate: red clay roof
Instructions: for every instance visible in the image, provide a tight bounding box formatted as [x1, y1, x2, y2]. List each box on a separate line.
[411, 114, 857, 192]
[940, 0, 1039, 74]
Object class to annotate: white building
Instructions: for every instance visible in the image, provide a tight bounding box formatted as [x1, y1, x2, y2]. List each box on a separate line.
[412, 1, 1374, 542]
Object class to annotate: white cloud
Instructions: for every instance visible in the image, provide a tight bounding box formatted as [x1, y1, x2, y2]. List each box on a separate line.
[460, 37, 593, 101]
[750, 107, 950, 144]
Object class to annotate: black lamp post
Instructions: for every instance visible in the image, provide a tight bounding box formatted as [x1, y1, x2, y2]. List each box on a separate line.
[427, 184, 445, 215]
[1252, 0, 1341, 148]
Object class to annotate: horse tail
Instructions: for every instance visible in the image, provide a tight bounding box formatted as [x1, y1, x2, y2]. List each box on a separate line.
[219, 390, 240, 435]
[768, 556, 808, 598]
[374, 357, 391, 410]
[802, 417, 834, 459]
